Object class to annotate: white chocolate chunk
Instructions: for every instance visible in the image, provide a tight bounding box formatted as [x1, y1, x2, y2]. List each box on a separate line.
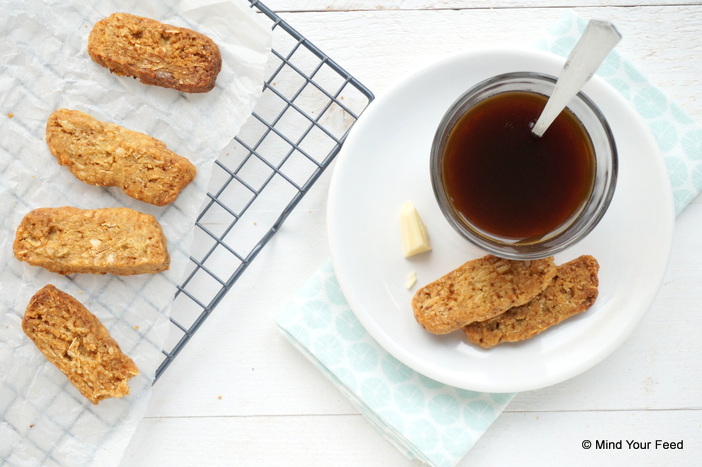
[400, 201, 431, 257]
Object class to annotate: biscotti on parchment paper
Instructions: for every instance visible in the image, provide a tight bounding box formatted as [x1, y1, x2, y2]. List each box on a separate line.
[22, 284, 139, 405]
[13, 206, 170, 275]
[88, 12, 222, 93]
[46, 109, 196, 206]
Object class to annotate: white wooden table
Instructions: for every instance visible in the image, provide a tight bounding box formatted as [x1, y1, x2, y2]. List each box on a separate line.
[120, 2, 702, 466]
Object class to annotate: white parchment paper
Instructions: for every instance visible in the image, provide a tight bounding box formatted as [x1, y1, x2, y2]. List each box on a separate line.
[0, 0, 271, 465]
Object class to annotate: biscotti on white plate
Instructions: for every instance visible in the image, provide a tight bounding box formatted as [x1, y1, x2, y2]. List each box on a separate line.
[412, 255, 557, 334]
[464, 255, 600, 348]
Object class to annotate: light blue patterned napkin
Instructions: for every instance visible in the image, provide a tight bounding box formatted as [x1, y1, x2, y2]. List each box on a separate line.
[277, 12, 702, 467]
[278, 261, 513, 466]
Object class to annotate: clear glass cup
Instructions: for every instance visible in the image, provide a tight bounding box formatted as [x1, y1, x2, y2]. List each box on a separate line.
[430, 72, 618, 260]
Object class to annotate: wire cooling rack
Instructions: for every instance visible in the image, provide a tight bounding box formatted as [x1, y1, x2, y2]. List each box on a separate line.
[154, 0, 374, 381]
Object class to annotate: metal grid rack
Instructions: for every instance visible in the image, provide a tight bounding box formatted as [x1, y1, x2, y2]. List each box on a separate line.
[154, 0, 374, 381]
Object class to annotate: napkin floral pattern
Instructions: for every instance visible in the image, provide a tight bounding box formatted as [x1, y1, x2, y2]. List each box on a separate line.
[278, 12, 701, 467]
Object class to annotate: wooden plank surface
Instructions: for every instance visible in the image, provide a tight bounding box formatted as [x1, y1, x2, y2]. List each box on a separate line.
[119, 2, 702, 466]
[122, 410, 701, 466]
[261, 0, 702, 11]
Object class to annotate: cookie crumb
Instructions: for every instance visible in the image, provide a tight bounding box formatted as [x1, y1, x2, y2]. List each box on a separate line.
[405, 270, 417, 289]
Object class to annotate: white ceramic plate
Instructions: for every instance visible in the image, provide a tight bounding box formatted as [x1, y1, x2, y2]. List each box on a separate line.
[327, 48, 674, 393]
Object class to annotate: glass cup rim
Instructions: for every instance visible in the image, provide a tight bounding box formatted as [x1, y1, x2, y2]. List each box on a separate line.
[430, 71, 618, 260]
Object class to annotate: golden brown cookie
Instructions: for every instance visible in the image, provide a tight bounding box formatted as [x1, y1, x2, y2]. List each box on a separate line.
[46, 109, 196, 206]
[88, 12, 222, 93]
[22, 284, 139, 404]
[464, 255, 599, 348]
[13, 207, 170, 275]
[412, 255, 557, 334]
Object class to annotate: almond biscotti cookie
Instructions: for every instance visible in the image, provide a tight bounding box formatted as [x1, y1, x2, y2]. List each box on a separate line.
[46, 109, 196, 206]
[22, 284, 139, 404]
[88, 12, 222, 93]
[14, 207, 169, 275]
[412, 255, 557, 334]
[464, 255, 600, 348]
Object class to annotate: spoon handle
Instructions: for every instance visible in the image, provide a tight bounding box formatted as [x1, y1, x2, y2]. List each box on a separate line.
[532, 20, 622, 137]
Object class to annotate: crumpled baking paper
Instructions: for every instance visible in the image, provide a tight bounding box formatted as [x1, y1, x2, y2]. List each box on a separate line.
[0, 0, 271, 465]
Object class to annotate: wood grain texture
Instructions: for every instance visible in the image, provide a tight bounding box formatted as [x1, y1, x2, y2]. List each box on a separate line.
[120, 3, 702, 466]
[262, 0, 702, 12]
[271, 7, 702, 124]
